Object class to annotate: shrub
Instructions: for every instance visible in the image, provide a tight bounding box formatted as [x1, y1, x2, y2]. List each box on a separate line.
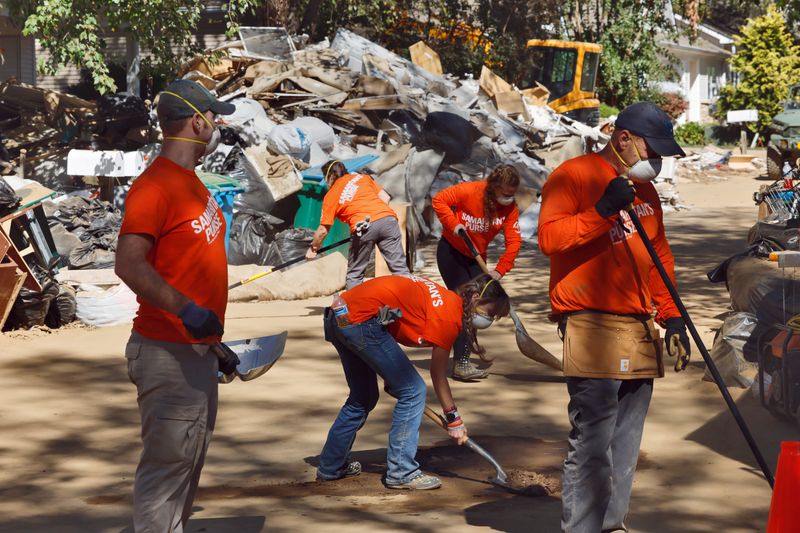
[674, 122, 706, 145]
[658, 92, 689, 121]
[599, 103, 620, 118]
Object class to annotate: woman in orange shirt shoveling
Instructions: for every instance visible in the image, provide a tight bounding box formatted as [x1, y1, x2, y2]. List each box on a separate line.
[432, 164, 522, 381]
[307, 160, 409, 288]
[317, 273, 509, 489]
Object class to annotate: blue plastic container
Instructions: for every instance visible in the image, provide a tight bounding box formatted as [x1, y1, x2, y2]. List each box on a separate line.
[198, 172, 243, 253]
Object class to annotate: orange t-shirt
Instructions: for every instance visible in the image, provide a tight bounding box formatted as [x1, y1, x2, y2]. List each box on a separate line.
[320, 173, 397, 230]
[537, 153, 679, 324]
[432, 180, 521, 275]
[341, 275, 463, 350]
[120, 156, 228, 344]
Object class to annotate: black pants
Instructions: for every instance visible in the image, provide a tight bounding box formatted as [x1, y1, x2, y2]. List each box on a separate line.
[436, 238, 484, 363]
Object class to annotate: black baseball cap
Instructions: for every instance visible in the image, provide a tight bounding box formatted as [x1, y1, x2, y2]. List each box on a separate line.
[615, 101, 686, 158]
[156, 79, 235, 121]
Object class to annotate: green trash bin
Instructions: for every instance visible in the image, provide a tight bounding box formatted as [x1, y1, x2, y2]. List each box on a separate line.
[293, 180, 351, 256]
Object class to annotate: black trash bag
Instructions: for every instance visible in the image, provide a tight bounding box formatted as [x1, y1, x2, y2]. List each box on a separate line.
[747, 220, 800, 255]
[227, 210, 282, 266]
[215, 145, 276, 214]
[69, 240, 117, 269]
[273, 227, 316, 263]
[4, 277, 59, 330]
[416, 112, 483, 165]
[45, 284, 77, 328]
[0, 176, 21, 217]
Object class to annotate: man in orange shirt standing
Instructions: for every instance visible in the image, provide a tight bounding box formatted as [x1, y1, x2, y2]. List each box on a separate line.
[538, 102, 691, 533]
[306, 160, 409, 288]
[432, 165, 522, 381]
[115, 80, 238, 532]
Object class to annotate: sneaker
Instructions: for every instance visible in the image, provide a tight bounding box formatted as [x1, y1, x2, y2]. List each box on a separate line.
[452, 361, 489, 381]
[316, 461, 361, 481]
[385, 472, 442, 490]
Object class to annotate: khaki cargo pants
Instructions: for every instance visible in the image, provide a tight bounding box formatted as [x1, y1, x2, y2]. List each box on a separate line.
[125, 331, 218, 533]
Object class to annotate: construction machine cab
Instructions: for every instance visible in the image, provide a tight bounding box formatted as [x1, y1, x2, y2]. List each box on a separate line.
[523, 40, 602, 126]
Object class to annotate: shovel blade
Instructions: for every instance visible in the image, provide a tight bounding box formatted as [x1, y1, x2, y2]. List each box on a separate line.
[218, 331, 289, 382]
[516, 330, 564, 371]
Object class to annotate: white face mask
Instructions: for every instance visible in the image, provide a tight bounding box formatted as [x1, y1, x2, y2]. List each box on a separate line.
[203, 127, 221, 157]
[612, 135, 662, 183]
[496, 196, 515, 206]
[627, 158, 662, 182]
[472, 313, 494, 330]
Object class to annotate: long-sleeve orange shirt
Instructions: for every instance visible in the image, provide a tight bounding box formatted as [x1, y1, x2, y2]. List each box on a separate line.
[537, 153, 679, 325]
[432, 181, 521, 275]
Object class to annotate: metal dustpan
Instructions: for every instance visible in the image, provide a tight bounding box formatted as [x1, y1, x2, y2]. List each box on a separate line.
[218, 331, 288, 383]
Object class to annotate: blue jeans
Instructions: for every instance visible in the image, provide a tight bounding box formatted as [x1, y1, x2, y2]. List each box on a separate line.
[561, 377, 653, 533]
[318, 310, 427, 484]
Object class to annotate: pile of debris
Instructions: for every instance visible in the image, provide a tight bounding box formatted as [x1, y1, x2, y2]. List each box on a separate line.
[1, 27, 616, 330]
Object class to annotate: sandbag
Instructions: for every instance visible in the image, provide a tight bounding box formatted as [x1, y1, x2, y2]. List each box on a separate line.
[45, 283, 77, 328]
[266, 125, 311, 159]
[75, 282, 138, 327]
[69, 241, 116, 270]
[228, 250, 347, 302]
[0, 176, 21, 217]
[4, 278, 59, 330]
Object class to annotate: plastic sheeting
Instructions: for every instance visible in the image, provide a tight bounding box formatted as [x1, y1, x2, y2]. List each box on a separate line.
[0, 176, 21, 216]
[705, 312, 758, 388]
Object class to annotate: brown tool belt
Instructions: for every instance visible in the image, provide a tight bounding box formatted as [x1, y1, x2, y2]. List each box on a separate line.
[562, 311, 664, 379]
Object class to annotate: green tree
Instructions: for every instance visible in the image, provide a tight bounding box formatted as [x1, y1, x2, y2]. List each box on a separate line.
[4, 0, 259, 94]
[716, 4, 800, 132]
[563, 0, 678, 107]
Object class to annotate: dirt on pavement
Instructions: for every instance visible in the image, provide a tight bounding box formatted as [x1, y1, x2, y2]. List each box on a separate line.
[0, 159, 798, 533]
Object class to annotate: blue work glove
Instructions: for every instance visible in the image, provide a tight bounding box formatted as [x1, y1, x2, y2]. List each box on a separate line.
[179, 301, 224, 340]
[595, 176, 635, 218]
[665, 317, 691, 372]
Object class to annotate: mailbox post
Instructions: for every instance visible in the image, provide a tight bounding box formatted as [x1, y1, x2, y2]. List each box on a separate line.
[727, 109, 759, 154]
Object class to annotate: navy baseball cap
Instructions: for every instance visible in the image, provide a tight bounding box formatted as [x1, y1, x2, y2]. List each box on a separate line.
[156, 79, 235, 121]
[616, 101, 686, 158]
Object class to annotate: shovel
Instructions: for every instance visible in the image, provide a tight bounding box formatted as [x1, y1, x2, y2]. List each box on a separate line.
[423, 406, 518, 493]
[457, 229, 563, 371]
[213, 331, 289, 384]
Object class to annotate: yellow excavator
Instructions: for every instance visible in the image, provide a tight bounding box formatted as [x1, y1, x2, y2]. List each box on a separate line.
[523, 39, 603, 126]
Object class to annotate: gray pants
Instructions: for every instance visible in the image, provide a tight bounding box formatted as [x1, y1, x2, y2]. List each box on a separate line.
[346, 216, 409, 289]
[562, 377, 653, 533]
[125, 332, 218, 533]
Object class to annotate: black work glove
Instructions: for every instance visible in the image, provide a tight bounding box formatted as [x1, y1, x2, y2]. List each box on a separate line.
[215, 342, 241, 375]
[595, 176, 636, 218]
[665, 317, 691, 372]
[179, 301, 224, 339]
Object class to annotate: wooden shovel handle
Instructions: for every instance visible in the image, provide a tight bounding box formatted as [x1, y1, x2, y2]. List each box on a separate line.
[424, 406, 447, 430]
[457, 229, 490, 274]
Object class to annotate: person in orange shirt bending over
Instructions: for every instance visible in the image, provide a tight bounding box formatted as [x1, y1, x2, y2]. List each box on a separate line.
[317, 273, 509, 489]
[431, 164, 522, 381]
[538, 102, 691, 533]
[306, 160, 410, 288]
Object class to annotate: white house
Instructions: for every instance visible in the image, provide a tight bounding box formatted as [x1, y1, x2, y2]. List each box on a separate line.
[660, 14, 735, 124]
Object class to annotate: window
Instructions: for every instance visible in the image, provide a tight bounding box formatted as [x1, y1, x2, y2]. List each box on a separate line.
[707, 65, 718, 99]
[580, 52, 599, 92]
